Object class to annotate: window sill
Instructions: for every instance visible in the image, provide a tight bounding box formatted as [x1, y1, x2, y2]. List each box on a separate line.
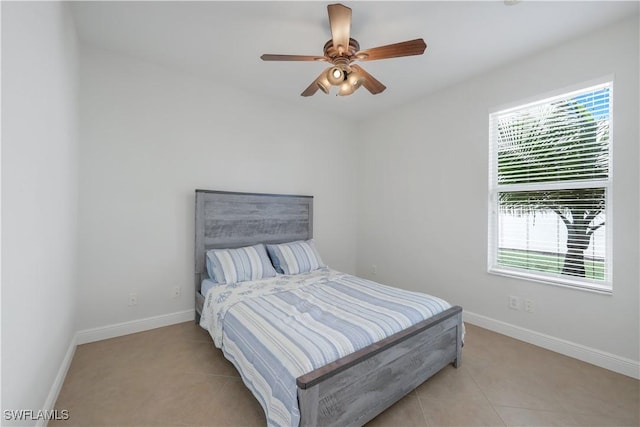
[488, 267, 612, 295]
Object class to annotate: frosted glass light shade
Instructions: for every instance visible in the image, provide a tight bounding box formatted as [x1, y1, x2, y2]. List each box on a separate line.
[327, 67, 344, 85]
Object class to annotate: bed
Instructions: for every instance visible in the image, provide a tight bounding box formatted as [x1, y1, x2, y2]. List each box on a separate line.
[194, 189, 463, 427]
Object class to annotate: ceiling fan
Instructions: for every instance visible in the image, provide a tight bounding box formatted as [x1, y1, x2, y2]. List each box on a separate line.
[260, 3, 427, 97]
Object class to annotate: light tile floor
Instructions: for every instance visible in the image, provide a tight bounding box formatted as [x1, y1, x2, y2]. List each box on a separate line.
[51, 322, 639, 426]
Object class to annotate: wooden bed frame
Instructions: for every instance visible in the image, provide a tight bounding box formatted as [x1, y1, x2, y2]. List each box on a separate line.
[194, 189, 463, 427]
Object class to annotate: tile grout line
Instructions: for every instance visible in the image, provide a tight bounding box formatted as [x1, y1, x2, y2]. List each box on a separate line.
[413, 387, 432, 427]
[461, 364, 508, 426]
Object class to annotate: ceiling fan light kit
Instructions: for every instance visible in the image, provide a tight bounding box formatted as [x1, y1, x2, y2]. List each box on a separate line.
[260, 3, 427, 97]
[327, 66, 345, 85]
[316, 74, 331, 94]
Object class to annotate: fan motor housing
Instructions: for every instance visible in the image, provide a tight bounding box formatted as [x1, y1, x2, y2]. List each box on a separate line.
[323, 38, 361, 61]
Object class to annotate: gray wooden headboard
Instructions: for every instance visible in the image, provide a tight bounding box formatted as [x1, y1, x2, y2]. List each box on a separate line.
[194, 189, 314, 292]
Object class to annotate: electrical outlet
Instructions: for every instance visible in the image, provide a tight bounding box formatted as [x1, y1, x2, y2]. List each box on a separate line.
[508, 295, 521, 310]
[173, 286, 181, 298]
[524, 299, 534, 313]
[128, 292, 138, 306]
[371, 264, 378, 276]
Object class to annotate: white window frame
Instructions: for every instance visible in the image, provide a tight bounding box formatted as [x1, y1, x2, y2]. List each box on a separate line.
[488, 78, 613, 294]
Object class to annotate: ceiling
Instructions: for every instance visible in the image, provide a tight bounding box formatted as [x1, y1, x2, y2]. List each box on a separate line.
[70, 1, 639, 121]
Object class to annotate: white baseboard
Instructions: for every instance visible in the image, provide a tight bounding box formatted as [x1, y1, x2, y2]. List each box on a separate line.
[76, 309, 195, 345]
[39, 334, 77, 427]
[463, 311, 640, 380]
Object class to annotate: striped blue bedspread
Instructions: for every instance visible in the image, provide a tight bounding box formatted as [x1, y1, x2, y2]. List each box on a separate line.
[200, 268, 451, 427]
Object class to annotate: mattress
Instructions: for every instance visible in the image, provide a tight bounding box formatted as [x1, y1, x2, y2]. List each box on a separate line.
[199, 268, 452, 427]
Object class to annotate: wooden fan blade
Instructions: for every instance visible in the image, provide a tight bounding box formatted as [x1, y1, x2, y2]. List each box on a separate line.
[350, 64, 386, 94]
[301, 82, 319, 97]
[356, 39, 427, 61]
[301, 69, 331, 97]
[261, 54, 327, 62]
[327, 4, 351, 56]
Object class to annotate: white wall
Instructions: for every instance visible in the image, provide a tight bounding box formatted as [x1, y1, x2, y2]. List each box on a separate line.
[1, 1, 79, 422]
[76, 46, 358, 331]
[355, 17, 639, 364]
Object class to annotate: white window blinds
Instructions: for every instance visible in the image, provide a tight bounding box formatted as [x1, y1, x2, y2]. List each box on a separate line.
[488, 82, 612, 292]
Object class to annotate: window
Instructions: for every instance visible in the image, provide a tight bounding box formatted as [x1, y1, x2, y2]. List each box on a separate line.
[488, 81, 612, 293]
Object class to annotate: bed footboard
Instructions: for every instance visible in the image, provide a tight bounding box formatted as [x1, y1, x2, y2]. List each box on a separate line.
[297, 305, 463, 427]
